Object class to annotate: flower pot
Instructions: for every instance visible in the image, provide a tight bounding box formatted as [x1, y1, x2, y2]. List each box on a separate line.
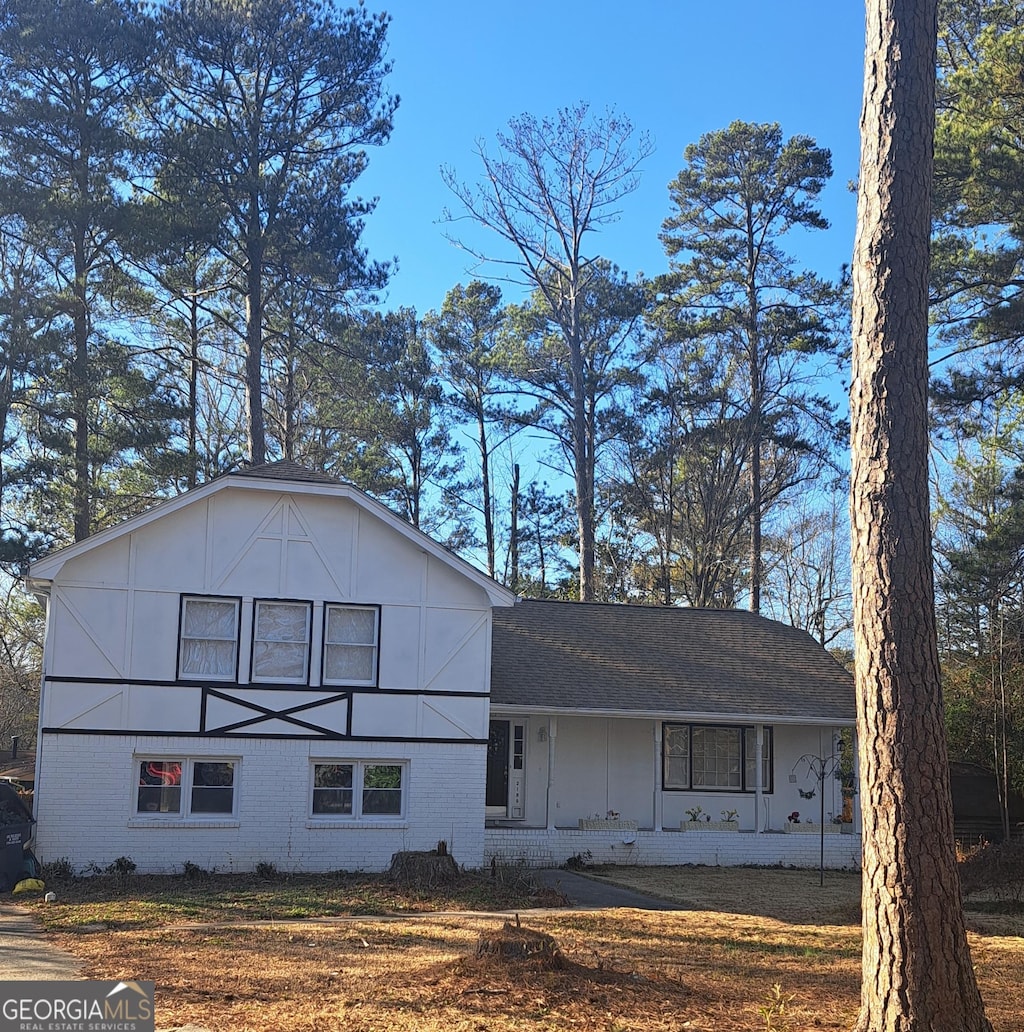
[784, 821, 841, 834]
[578, 818, 638, 832]
[680, 820, 739, 831]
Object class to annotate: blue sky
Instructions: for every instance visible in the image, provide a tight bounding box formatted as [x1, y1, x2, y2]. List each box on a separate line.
[357, 1, 867, 316]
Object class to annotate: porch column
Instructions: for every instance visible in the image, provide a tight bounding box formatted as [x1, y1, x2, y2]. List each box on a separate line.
[652, 721, 663, 831]
[852, 727, 860, 835]
[754, 723, 764, 834]
[546, 717, 557, 831]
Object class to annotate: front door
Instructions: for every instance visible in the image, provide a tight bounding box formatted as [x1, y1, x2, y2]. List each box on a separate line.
[486, 719, 525, 818]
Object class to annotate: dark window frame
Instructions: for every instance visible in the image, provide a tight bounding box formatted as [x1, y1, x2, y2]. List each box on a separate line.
[661, 722, 773, 793]
[250, 598, 314, 685]
[177, 595, 243, 682]
[321, 603, 381, 687]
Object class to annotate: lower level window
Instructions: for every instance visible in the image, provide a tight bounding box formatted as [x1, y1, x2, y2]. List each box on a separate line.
[662, 724, 772, 792]
[312, 761, 405, 819]
[136, 758, 237, 817]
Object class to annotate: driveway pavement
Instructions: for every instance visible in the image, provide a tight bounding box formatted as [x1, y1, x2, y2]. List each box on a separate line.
[533, 867, 683, 910]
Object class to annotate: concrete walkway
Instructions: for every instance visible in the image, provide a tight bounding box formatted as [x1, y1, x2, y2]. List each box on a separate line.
[0, 903, 82, 980]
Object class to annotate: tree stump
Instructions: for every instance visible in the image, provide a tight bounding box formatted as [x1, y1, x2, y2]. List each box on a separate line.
[474, 917, 563, 970]
[385, 848, 459, 888]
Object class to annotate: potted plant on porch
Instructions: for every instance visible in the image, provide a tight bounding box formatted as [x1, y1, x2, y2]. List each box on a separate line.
[578, 809, 638, 831]
[680, 806, 740, 831]
[784, 810, 842, 834]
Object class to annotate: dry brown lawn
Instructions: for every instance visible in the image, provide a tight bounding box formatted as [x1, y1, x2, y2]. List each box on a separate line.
[40, 866, 1024, 1032]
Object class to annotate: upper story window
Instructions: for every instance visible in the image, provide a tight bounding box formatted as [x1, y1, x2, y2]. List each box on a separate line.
[322, 604, 379, 686]
[252, 600, 312, 683]
[179, 596, 240, 681]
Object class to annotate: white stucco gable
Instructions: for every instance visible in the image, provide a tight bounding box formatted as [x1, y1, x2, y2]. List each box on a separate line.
[27, 465, 515, 739]
[26, 464, 514, 875]
[28, 465, 515, 608]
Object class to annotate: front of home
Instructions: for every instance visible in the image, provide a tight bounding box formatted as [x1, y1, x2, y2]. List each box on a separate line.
[26, 463, 515, 874]
[484, 601, 860, 869]
[26, 463, 859, 874]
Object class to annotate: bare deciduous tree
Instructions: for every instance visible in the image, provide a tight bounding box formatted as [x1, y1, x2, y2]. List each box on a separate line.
[442, 103, 652, 600]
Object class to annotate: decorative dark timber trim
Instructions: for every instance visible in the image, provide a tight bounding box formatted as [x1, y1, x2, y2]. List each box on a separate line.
[41, 675, 487, 699]
[201, 686, 353, 736]
[40, 727, 487, 745]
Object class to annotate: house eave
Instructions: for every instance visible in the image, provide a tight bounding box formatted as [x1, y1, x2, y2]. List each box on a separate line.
[488, 703, 854, 726]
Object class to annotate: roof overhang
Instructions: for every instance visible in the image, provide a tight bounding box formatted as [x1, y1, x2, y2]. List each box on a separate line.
[489, 703, 855, 726]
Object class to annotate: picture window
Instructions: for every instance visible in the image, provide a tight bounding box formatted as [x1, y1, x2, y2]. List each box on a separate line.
[662, 724, 772, 792]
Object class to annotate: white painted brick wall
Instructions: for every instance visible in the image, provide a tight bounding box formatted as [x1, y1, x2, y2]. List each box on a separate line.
[34, 733, 486, 874]
[484, 827, 862, 870]
[32, 732, 860, 875]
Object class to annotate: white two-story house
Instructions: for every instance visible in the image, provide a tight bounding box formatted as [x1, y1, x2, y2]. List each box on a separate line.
[26, 462, 859, 874]
[26, 462, 515, 873]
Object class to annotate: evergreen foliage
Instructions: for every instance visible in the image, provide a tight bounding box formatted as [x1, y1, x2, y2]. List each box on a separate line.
[653, 121, 846, 611]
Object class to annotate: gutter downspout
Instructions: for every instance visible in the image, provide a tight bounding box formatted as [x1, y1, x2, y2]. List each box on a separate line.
[545, 717, 557, 831]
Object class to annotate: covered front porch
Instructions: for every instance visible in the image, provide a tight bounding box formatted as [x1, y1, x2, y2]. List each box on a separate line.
[484, 712, 860, 869]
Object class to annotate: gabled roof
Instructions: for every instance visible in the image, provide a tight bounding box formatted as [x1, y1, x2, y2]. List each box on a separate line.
[227, 459, 341, 485]
[27, 462, 516, 607]
[490, 600, 854, 724]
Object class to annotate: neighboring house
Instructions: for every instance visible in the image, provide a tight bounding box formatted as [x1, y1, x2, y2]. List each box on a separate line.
[26, 462, 515, 874]
[485, 601, 860, 869]
[0, 747, 35, 793]
[26, 462, 860, 874]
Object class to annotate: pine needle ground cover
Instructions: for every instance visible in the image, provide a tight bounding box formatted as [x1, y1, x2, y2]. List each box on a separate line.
[25, 866, 1024, 1032]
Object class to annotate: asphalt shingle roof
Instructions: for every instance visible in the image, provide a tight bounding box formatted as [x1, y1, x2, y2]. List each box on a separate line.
[490, 600, 855, 723]
[227, 460, 342, 485]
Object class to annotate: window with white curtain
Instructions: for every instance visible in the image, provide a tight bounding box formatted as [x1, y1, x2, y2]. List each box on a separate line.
[178, 596, 240, 680]
[252, 600, 312, 683]
[322, 604, 379, 686]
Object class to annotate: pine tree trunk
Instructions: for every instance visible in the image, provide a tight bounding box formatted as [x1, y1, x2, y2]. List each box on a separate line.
[851, 1, 992, 1029]
[746, 222, 762, 614]
[479, 412, 495, 579]
[188, 289, 199, 491]
[571, 324, 594, 602]
[72, 220, 91, 543]
[245, 281, 266, 467]
[509, 463, 520, 591]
